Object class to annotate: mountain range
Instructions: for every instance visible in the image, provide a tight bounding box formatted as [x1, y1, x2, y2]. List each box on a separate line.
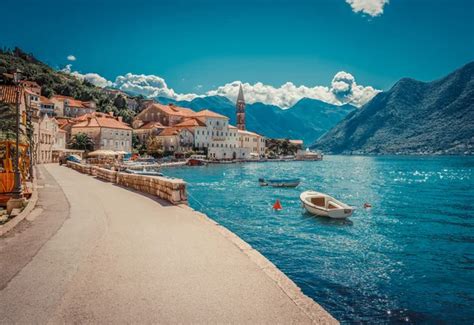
[313, 62, 474, 155]
[157, 96, 355, 145]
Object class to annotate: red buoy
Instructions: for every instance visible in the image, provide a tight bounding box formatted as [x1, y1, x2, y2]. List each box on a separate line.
[273, 199, 283, 210]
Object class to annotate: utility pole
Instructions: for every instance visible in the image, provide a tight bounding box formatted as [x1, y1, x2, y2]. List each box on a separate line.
[7, 70, 25, 213]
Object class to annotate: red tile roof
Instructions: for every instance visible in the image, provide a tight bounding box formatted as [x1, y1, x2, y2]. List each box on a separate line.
[72, 112, 132, 130]
[174, 118, 206, 128]
[51, 95, 74, 101]
[40, 96, 54, 105]
[138, 121, 165, 130]
[158, 127, 180, 136]
[138, 103, 195, 119]
[0, 85, 23, 104]
[192, 109, 228, 119]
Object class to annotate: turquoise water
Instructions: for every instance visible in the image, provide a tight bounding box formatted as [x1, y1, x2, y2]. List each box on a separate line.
[164, 156, 474, 324]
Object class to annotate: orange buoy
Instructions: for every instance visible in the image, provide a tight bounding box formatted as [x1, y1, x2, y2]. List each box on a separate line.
[364, 202, 372, 209]
[273, 199, 283, 210]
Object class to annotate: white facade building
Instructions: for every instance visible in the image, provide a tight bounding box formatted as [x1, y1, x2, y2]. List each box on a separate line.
[189, 110, 250, 160]
[238, 129, 266, 159]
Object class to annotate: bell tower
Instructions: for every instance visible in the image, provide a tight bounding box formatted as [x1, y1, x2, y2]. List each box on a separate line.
[236, 83, 246, 130]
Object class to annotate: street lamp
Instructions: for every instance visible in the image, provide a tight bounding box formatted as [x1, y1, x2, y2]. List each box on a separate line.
[12, 71, 23, 199]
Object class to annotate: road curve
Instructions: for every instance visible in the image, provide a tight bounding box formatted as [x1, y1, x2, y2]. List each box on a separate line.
[0, 164, 336, 324]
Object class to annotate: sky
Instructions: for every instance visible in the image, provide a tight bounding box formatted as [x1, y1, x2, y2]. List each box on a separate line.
[1, 0, 473, 107]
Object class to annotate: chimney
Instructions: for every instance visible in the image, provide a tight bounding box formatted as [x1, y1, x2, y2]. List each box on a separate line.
[118, 116, 123, 122]
[108, 111, 114, 116]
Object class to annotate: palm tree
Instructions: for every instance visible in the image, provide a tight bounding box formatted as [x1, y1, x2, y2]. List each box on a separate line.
[69, 133, 95, 151]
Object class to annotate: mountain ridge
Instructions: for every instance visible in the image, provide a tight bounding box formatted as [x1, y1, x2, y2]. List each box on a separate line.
[313, 61, 474, 155]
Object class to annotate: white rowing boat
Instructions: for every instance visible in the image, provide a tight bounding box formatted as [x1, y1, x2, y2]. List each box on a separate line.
[300, 191, 354, 219]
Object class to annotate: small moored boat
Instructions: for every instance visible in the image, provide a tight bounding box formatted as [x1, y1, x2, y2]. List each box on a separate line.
[124, 169, 163, 177]
[259, 178, 300, 188]
[187, 154, 208, 166]
[300, 191, 354, 219]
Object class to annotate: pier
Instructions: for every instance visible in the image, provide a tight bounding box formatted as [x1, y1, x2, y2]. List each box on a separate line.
[0, 164, 336, 324]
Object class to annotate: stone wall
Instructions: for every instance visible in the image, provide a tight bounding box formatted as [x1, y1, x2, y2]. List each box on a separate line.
[66, 161, 187, 204]
[116, 173, 187, 204]
[95, 167, 117, 183]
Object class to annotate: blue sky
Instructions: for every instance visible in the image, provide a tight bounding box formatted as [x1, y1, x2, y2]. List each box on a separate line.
[1, 0, 473, 107]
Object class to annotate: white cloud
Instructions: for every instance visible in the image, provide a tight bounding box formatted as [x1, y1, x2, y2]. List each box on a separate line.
[113, 73, 197, 101]
[67, 55, 76, 61]
[61, 66, 380, 108]
[346, 0, 389, 17]
[61, 64, 112, 88]
[206, 72, 380, 108]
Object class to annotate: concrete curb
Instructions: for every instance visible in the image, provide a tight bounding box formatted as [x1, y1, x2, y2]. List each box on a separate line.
[180, 205, 339, 324]
[0, 168, 39, 237]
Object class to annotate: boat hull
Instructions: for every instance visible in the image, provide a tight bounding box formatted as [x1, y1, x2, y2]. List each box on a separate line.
[259, 178, 300, 188]
[300, 191, 353, 219]
[187, 159, 207, 166]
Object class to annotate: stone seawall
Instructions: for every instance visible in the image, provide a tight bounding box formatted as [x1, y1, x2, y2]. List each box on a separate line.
[66, 162, 187, 205]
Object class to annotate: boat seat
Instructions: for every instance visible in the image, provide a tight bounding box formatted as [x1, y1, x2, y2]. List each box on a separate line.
[328, 201, 342, 210]
[310, 197, 326, 207]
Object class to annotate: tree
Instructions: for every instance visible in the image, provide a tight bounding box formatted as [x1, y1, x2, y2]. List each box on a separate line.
[118, 109, 134, 124]
[146, 136, 163, 158]
[114, 94, 127, 109]
[132, 133, 140, 149]
[0, 102, 19, 140]
[69, 133, 94, 151]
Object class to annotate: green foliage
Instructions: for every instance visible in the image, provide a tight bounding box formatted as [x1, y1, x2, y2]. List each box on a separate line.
[69, 133, 94, 151]
[146, 136, 164, 158]
[114, 94, 127, 109]
[0, 102, 18, 140]
[0, 47, 137, 125]
[266, 138, 301, 156]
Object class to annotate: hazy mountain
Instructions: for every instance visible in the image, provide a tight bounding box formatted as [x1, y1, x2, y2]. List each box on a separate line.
[157, 95, 355, 145]
[313, 62, 474, 155]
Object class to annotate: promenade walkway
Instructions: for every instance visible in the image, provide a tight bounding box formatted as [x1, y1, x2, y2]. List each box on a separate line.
[0, 164, 336, 324]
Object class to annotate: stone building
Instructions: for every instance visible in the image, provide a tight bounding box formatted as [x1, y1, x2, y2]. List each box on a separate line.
[190, 110, 249, 160]
[238, 129, 266, 159]
[50, 95, 96, 117]
[133, 103, 195, 128]
[156, 127, 194, 152]
[71, 112, 132, 152]
[39, 96, 55, 116]
[134, 121, 166, 144]
[36, 115, 58, 163]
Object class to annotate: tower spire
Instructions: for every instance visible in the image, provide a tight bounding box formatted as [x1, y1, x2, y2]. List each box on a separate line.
[236, 83, 246, 130]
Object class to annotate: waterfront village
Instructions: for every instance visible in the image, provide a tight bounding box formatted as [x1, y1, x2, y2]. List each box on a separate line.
[0, 70, 321, 214]
[0, 68, 337, 323]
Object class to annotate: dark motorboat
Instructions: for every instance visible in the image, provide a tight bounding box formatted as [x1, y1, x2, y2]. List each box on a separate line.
[258, 178, 301, 188]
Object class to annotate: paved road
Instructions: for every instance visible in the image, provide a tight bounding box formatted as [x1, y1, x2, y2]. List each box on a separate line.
[0, 164, 335, 324]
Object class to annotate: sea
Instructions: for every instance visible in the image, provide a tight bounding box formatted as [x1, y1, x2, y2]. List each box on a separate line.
[164, 156, 474, 324]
